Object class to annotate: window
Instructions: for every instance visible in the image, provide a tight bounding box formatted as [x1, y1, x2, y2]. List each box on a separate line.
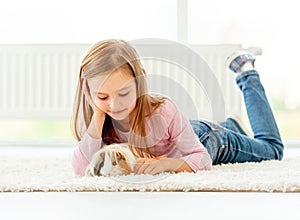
[0, 0, 177, 43]
[188, 0, 300, 139]
[0, 0, 177, 143]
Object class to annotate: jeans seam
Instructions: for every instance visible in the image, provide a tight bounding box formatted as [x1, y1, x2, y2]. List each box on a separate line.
[218, 144, 226, 161]
[230, 145, 270, 160]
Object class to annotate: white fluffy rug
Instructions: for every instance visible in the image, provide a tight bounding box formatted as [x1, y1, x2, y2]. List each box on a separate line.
[1, 148, 300, 192]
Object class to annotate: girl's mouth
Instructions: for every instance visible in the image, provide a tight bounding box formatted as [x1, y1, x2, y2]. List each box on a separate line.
[111, 109, 126, 115]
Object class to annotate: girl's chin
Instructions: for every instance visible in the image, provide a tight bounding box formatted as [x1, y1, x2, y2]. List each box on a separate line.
[110, 115, 131, 131]
[109, 113, 129, 121]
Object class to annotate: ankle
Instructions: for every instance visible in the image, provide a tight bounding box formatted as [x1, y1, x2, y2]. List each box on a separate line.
[240, 62, 254, 73]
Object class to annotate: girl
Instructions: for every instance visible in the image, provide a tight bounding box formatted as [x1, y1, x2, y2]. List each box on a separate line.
[71, 39, 284, 176]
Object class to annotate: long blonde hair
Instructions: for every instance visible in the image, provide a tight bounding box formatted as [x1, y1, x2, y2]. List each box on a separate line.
[70, 39, 165, 157]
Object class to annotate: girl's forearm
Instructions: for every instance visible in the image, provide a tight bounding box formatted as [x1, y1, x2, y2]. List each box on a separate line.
[86, 114, 105, 139]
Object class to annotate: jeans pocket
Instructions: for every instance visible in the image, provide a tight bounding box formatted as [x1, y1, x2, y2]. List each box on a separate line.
[190, 120, 211, 142]
[201, 122, 227, 164]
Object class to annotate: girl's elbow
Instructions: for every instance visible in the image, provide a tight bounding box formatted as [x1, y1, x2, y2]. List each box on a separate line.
[72, 152, 87, 176]
[72, 159, 85, 176]
[205, 162, 213, 170]
[202, 157, 213, 171]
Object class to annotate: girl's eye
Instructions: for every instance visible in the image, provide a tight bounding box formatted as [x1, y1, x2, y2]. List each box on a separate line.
[98, 96, 107, 100]
[112, 161, 117, 166]
[119, 92, 129, 97]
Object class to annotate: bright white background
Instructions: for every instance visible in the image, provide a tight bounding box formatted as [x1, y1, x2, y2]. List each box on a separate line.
[0, 0, 299, 138]
[189, 0, 300, 109]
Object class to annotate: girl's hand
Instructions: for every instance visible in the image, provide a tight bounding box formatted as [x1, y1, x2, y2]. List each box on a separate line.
[82, 78, 106, 139]
[134, 157, 173, 175]
[134, 157, 194, 175]
[82, 78, 105, 117]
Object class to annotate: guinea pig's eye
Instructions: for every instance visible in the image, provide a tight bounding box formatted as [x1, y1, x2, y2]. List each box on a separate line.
[117, 153, 125, 161]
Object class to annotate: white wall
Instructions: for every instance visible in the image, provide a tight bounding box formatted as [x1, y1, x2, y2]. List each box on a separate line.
[1, 0, 299, 109]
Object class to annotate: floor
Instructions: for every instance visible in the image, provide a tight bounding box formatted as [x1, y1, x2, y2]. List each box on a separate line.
[0, 144, 300, 220]
[0, 192, 300, 220]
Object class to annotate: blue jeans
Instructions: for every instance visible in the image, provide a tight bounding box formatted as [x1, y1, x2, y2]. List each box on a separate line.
[190, 70, 284, 165]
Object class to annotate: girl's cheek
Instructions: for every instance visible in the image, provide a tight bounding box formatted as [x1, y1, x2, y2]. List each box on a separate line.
[94, 99, 107, 111]
[126, 92, 137, 106]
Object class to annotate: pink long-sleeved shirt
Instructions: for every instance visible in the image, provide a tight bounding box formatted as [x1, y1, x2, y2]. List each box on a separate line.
[72, 98, 212, 176]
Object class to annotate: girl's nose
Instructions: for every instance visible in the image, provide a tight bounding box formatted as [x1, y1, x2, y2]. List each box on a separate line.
[109, 100, 115, 109]
[108, 95, 121, 110]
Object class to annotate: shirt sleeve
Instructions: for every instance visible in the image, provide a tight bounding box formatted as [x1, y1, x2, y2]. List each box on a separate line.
[71, 132, 103, 176]
[167, 100, 212, 172]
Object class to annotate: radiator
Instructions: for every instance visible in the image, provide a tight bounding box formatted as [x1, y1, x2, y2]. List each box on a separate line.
[0, 44, 245, 121]
[0, 45, 86, 119]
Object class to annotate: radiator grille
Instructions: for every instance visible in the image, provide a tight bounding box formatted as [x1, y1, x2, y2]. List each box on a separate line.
[0, 44, 244, 120]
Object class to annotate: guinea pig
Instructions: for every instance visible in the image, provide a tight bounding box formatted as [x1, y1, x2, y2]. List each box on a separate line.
[85, 143, 138, 176]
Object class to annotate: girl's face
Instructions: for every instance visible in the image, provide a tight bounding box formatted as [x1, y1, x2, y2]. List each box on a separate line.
[88, 68, 137, 122]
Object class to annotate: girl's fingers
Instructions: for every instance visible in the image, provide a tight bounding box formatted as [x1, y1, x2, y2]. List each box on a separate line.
[134, 159, 145, 174]
[149, 167, 160, 175]
[134, 159, 147, 174]
[82, 79, 106, 117]
[81, 78, 106, 131]
[135, 158, 155, 174]
[143, 164, 156, 174]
